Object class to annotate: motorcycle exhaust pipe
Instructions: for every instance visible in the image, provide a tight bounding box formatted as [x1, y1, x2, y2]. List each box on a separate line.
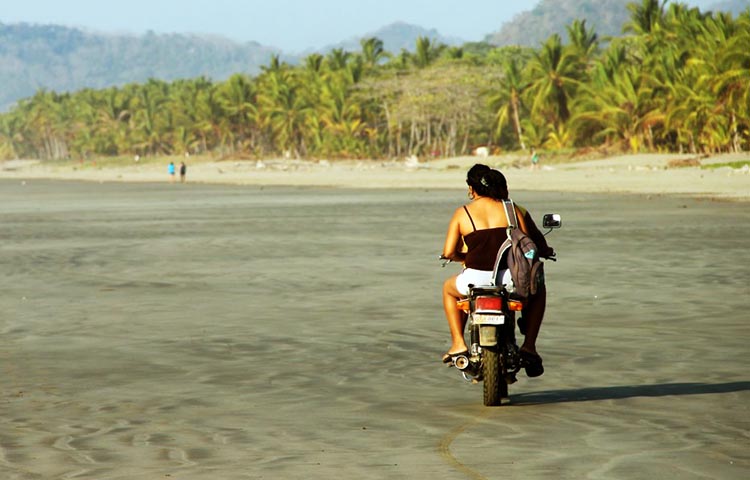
[454, 354, 480, 378]
[453, 354, 471, 370]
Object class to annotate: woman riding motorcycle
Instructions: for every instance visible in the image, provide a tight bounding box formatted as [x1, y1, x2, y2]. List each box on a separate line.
[441, 164, 553, 377]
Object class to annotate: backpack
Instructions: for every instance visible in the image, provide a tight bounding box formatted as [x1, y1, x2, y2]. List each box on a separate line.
[492, 199, 543, 300]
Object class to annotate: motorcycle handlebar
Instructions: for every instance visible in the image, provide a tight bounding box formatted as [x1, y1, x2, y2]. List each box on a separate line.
[439, 252, 557, 266]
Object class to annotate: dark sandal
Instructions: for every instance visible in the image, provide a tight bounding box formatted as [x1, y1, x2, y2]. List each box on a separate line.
[520, 350, 544, 377]
[442, 350, 468, 364]
[518, 316, 527, 335]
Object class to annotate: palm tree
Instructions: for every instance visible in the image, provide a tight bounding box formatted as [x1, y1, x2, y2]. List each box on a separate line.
[572, 64, 662, 152]
[65, 90, 98, 157]
[393, 48, 413, 70]
[304, 53, 325, 74]
[444, 47, 464, 60]
[326, 48, 351, 71]
[168, 77, 217, 154]
[319, 75, 365, 157]
[623, 0, 668, 36]
[257, 69, 311, 157]
[712, 13, 750, 152]
[525, 34, 581, 127]
[0, 113, 23, 159]
[413, 37, 445, 68]
[262, 54, 285, 73]
[597, 42, 630, 82]
[566, 19, 599, 65]
[194, 83, 226, 154]
[94, 87, 132, 155]
[488, 58, 528, 150]
[360, 37, 388, 69]
[665, 81, 715, 154]
[649, 8, 744, 153]
[519, 118, 548, 152]
[131, 79, 170, 155]
[544, 123, 573, 150]
[22, 90, 70, 160]
[216, 74, 258, 152]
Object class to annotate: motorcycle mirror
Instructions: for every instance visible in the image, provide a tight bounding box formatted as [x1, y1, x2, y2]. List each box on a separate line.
[542, 213, 562, 229]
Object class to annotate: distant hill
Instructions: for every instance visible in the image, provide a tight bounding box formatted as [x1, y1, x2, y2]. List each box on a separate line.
[485, 0, 749, 47]
[485, 0, 635, 47]
[318, 21, 464, 54]
[0, 20, 467, 111]
[0, 21, 467, 111]
[2, 0, 746, 110]
[0, 23, 280, 110]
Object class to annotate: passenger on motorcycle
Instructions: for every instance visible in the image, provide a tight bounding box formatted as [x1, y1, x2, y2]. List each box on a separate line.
[441, 164, 553, 377]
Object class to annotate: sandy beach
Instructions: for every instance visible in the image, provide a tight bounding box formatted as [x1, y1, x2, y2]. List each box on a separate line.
[1, 154, 749, 479]
[2, 152, 749, 200]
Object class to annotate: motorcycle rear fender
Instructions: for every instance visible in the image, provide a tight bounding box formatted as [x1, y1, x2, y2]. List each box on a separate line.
[479, 325, 498, 346]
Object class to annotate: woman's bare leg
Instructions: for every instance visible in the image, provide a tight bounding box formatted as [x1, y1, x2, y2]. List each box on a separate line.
[443, 276, 468, 354]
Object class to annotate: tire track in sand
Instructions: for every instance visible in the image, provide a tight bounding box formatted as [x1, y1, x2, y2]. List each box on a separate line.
[438, 407, 493, 480]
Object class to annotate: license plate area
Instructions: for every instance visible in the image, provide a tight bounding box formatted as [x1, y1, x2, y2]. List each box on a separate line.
[472, 313, 505, 325]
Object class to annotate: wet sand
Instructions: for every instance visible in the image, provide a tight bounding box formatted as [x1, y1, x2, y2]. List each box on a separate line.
[1, 180, 748, 479]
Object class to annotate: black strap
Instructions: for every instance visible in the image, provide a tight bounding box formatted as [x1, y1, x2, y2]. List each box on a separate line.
[463, 206, 477, 231]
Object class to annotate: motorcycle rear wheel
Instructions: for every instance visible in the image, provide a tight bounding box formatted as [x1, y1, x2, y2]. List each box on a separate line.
[482, 347, 508, 406]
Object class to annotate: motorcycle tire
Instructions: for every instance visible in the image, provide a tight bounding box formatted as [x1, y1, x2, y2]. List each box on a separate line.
[482, 347, 508, 406]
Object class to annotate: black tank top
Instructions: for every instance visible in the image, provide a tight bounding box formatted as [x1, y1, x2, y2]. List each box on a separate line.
[462, 206, 507, 271]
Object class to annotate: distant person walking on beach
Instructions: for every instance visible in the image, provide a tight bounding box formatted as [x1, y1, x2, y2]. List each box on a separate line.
[530, 149, 540, 170]
[180, 162, 187, 183]
[168, 161, 176, 183]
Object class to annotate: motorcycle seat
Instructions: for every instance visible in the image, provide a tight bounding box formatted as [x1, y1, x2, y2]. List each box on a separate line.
[468, 284, 505, 296]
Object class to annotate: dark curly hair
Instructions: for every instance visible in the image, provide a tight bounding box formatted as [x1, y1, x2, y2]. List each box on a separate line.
[466, 164, 508, 200]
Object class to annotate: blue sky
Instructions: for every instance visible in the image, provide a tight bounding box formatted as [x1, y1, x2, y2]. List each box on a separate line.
[1, 0, 550, 52]
[1, 0, 717, 52]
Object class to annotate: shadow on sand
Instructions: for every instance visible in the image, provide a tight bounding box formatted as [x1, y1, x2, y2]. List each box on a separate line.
[511, 381, 750, 406]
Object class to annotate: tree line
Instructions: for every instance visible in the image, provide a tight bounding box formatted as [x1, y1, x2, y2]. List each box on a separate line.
[1, 1, 748, 161]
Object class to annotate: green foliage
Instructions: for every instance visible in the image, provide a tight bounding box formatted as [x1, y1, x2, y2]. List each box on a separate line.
[701, 161, 750, 169]
[1, 3, 749, 161]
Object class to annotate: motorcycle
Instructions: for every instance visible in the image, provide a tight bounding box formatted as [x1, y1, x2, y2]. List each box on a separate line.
[442, 213, 562, 406]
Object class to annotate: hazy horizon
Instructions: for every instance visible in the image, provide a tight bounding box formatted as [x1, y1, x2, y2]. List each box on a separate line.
[2, 0, 540, 53]
[1, 0, 725, 52]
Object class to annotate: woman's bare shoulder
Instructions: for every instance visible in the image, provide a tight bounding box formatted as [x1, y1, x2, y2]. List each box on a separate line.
[451, 204, 469, 218]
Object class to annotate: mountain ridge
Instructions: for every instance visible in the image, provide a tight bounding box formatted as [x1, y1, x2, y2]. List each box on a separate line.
[0, 22, 282, 110]
[485, 0, 749, 46]
[485, 0, 633, 46]
[1, 0, 747, 110]
[315, 21, 464, 54]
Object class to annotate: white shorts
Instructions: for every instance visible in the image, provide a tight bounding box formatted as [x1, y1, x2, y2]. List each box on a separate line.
[455, 268, 513, 296]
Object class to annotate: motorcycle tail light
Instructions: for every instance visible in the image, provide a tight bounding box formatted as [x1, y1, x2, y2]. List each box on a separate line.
[456, 299, 470, 311]
[475, 296, 502, 311]
[507, 299, 524, 311]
